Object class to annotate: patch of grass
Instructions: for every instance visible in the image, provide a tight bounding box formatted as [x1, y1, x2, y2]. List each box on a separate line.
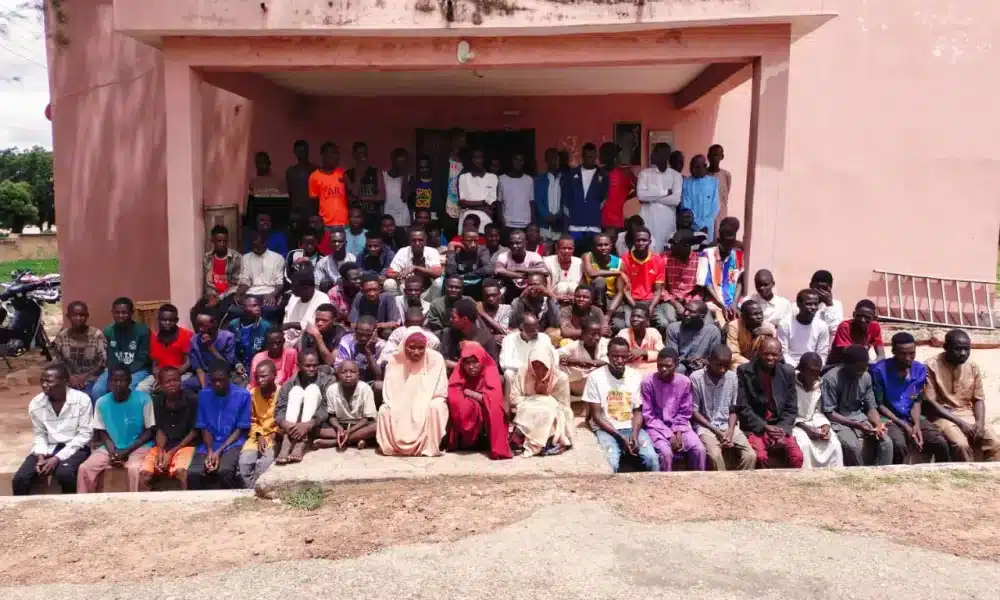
[280, 486, 325, 511]
[944, 469, 995, 483]
[0, 258, 59, 276]
[232, 496, 261, 511]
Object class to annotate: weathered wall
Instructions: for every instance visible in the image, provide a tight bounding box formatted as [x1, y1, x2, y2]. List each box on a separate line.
[0, 234, 59, 263]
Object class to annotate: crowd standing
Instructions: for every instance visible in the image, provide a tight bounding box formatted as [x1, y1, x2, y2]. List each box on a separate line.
[13, 132, 998, 494]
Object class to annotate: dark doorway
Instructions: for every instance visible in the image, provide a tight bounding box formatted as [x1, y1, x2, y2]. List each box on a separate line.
[415, 128, 537, 175]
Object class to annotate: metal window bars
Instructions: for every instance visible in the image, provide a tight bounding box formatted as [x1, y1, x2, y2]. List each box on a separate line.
[873, 270, 997, 330]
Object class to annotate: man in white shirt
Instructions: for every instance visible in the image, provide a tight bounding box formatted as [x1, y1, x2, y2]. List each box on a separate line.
[239, 230, 286, 321]
[636, 142, 683, 251]
[499, 152, 535, 234]
[386, 228, 443, 295]
[283, 269, 332, 348]
[13, 364, 94, 495]
[458, 148, 499, 233]
[809, 269, 845, 334]
[314, 228, 356, 293]
[543, 235, 583, 301]
[748, 269, 792, 327]
[777, 289, 831, 366]
[493, 230, 548, 303]
[584, 337, 660, 472]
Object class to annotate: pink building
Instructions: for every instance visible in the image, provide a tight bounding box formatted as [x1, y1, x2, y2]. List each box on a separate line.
[46, 0, 1000, 323]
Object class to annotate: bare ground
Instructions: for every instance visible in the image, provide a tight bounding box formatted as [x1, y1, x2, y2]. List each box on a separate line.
[2, 468, 1000, 587]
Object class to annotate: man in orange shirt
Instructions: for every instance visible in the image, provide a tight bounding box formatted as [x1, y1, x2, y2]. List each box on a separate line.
[309, 142, 349, 230]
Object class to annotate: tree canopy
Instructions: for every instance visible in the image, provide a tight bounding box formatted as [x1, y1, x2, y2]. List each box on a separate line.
[0, 147, 53, 232]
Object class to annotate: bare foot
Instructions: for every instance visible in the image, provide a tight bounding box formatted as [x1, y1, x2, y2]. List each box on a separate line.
[312, 439, 337, 450]
[356, 440, 367, 450]
[288, 441, 307, 463]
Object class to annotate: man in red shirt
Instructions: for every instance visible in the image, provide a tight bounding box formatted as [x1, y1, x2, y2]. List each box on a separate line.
[827, 299, 886, 366]
[144, 304, 194, 391]
[616, 226, 667, 331]
[599, 142, 636, 240]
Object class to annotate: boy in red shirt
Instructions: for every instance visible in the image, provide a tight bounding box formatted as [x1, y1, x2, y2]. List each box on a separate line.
[144, 304, 194, 391]
[616, 226, 667, 331]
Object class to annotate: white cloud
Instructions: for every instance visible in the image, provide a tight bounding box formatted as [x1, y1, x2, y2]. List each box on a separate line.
[0, 0, 52, 149]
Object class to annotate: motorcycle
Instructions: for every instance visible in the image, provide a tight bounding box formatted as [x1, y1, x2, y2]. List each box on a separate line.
[0, 277, 60, 359]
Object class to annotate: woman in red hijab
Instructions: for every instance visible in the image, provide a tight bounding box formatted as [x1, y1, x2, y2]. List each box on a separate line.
[446, 341, 513, 460]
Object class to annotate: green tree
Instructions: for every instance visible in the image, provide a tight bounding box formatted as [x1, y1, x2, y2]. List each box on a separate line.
[0, 180, 39, 233]
[0, 147, 53, 227]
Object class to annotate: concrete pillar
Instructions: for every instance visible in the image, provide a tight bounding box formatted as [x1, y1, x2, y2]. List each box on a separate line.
[163, 58, 204, 326]
[743, 34, 791, 282]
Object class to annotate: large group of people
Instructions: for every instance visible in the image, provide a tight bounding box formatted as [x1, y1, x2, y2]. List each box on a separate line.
[12, 133, 999, 494]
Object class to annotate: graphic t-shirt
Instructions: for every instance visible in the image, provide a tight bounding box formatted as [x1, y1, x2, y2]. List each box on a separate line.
[309, 168, 348, 227]
[414, 178, 434, 210]
[211, 256, 229, 294]
[348, 166, 381, 220]
[582, 365, 643, 430]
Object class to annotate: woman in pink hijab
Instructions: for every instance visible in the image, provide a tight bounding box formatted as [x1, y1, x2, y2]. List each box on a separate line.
[376, 327, 450, 457]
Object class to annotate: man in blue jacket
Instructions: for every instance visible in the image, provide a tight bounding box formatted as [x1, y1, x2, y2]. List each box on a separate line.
[560, 143, 608, 255]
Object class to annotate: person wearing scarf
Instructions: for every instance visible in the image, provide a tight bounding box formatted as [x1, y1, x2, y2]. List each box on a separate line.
[509, 344, 572, 457]
[446, 342, 513, 460]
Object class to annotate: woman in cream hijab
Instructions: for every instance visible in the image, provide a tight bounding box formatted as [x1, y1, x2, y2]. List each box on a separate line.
[509, 344, 573, 456]
[376, 327, 450, 457]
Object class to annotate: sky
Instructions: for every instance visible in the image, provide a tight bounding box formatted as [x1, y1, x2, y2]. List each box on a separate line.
[0, 0, 52, 149]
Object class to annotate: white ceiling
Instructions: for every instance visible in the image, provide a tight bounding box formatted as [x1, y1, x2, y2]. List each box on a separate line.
[261, 64, 705, 97]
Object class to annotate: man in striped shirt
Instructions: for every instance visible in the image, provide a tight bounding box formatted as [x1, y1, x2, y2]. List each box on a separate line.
[12, 364, 93, 495]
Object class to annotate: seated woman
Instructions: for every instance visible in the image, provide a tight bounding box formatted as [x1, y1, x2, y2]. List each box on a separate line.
[446, 342, 513, 460]
[615, 304, 663, 375]
[509, 345, 573, 457]
[376, 327, 450, 457]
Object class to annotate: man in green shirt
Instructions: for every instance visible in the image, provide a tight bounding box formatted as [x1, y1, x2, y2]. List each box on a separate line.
[90, 297, 152, 400]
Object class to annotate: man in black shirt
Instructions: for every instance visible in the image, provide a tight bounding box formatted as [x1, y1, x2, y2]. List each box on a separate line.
[138, 367, 198, 491]
[445, 229, 493, 301]
[438, 298, 500, 374]
[300, 303, 347, 367]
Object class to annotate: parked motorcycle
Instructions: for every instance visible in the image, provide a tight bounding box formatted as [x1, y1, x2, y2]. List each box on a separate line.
[0, 277, 60, 359]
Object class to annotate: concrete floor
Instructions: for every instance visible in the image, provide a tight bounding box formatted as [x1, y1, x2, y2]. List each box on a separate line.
[6, 501, 999, 600]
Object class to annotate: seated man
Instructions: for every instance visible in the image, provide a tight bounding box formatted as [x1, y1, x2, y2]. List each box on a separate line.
[238, 360, 280, 488]
[493, 229, 547, 303]
[777, 289, 831, 367]
[510, 272, 562, 339]
[358, 235, 395, 283]
[828, 299, 885, 366]
[808, 269, 844, 335]
[51, 301, 106, 396]
[344, 206, 368, 257]
[393, 275, 432, 321]
[138, 367, 198, 491]
[640, 347, 707, 471]
[379, 307, 441, 365]
[275, 350, 333, 464]
[618, 227, 667, 332]
[299, 303, 348, 367]
[446, 214, 486, 253]
[659, 230, 703, 331]
[726, 299, 776, 368]
[446, 227, 493, 301]
[476, 278, 513, 341]
[747, 269, 792, 328]
[387, 227, 443, 296]
[615, 304, 664, 375]
[543, 235, 583, 303]
[203, 224, 242, 316]
[78, 365, 155, 493]
[348, 273, 400, 338]
[188, 361, 251, 489]
[284, 230, 322, 286]
[244, 212, 288, 256]
[330, 261, 362, 319]
[499, 313, 555, 388]
[524, 222, 548, 256]
[239, 230, 286, 322]
[872, 332, 950, 464]
[379, 214, 410, 253]
[821, 344, 892, 466]
[92, 297, 152, 400]
[584, 337, 659, 472]
[559, 285, 607, 342]
[335, 316, 385, 386]
[582, 232, 626, 317]
[792, 352, 843, 468]
[12, 364, 93, 496]
[696, 217, 744, 326]
[691, 345, 756, 470]
[425, 275, 471, 335]
[251, 328, 298, 388]
[314, 360, 378, 450]
[666, 298, 721, 375]
[226, 295, 272, 383]
[188, 311, 237, 392]
[282, 268, 332, 348]
[147, 303, 194, 390]
[439, 298, 501, 373]
[559, 317, 609, 397]
[314, 228, 356, 293]
[483, 222, 508, 261]
[924, 328, 1000, 461]
[735, 337, 804, 468]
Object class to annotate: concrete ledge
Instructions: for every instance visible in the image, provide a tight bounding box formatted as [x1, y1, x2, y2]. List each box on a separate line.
[255, 421, 612, 498]
[0, 488, 251, 505]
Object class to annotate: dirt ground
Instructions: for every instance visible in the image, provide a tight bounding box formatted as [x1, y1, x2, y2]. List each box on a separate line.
[1, 468, 999, 587]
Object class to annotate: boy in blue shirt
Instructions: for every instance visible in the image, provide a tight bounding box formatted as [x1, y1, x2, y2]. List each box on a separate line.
[188, 361, 251, 489]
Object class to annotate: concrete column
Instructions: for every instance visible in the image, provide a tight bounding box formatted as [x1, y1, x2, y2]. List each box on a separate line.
[163, 58, 204, 327]
[743, 34, 791, 281]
